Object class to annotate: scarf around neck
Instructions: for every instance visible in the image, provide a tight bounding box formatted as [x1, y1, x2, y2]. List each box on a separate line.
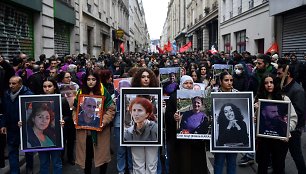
[10, 85, 23, 102]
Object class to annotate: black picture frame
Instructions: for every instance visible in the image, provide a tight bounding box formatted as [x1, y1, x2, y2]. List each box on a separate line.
[257, 99, 291, 140]
[19, 94, 63, 152]
[210, 92, 255, 153]
[120, 88, 163, 146]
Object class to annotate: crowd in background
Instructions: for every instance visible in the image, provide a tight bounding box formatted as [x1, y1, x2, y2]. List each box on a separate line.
[0, 49, 306, 174]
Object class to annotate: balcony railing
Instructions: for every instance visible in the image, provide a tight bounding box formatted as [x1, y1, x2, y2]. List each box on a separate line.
[249, 0, 254, 9]
[212, 1, 218, 10]
[238, 6, 242, 14]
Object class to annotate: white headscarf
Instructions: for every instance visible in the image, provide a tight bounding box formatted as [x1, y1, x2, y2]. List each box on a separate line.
[179, 75, 194, 90]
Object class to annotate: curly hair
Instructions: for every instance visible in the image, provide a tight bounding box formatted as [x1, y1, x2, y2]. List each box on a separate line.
[256, 73, 282, 101]
[218, 103, 244, 125]
[81, 70, 102, 95]
[131, 68, 159, 87]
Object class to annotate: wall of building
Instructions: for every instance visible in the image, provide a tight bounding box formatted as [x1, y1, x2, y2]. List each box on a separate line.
[219, 1, 273, 54]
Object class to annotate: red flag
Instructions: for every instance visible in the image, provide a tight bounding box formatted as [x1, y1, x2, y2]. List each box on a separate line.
[179, 42, 192, 53]
[266, 42, 278, 54]
[156, 45, 164, 54]
[167, 40, 172, 52]
[120, 43, 125, 53]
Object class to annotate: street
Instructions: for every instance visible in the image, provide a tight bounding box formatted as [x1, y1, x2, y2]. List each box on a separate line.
[1, 129, 306, 174]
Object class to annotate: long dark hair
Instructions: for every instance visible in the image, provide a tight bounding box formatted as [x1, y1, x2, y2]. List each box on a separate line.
[81, 70, 102, 95]
[218, 103, 244, 125]
[42, 77, 60, 94]
[131, 68, 159, 87]
[256, 73, 282, 100]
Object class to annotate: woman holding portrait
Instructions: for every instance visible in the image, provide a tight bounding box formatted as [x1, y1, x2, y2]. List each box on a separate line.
[255, 73, 297, 174]
[74, 70, 115, 174]
[214, 71, 239, 174]
[167, 75, 208, 174]
[130, 68, 160, 174]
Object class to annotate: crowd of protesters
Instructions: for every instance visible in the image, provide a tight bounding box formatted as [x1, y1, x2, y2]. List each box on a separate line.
[0, 49, 306, 174]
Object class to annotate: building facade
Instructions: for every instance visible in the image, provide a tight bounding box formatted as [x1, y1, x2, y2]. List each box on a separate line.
[129, 0, 150, 52]
[0, 0, 79, 60]
[219, 0, 273, 54]
[270, 0, 306, 59]
[161, 0, 219, 52]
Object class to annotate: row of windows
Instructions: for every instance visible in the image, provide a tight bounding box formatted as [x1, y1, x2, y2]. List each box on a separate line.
[223, 30, 246, 53]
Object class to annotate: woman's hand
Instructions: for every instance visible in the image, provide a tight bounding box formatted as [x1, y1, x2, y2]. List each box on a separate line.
[60, 119, 65, 127]
[174, 112, 182, 122]
[18, 121, 22, 127]
[227, 120, 241, 130]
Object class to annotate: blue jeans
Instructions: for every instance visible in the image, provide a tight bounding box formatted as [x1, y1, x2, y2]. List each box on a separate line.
[39, 151, 62, 174]
[114, 127, 132, 173]
[7, 132, 33, 174]
[214, 153, 237, 174]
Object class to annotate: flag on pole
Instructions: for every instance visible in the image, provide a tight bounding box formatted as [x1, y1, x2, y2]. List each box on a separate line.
[179, 41, 192, 53]
[266, 42, 279, 54]
[171, 41, 177, 55]
[120, 43, 125, 53]
[156, 45, 164, 54]
[164, 40, 172, 52]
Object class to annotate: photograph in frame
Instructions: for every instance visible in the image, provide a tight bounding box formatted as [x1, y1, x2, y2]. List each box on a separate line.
[211, 92, 255, 153]
[19, 94, 63, 152]
[176, 90, 211, 140]
[159, 67, 181, 99]
[75, 94, 105, 131]
[59, 84, 78, 109]
[120, 87, 162, 146]
[212, 64, 233, 80]
[257, 99, 290, 140]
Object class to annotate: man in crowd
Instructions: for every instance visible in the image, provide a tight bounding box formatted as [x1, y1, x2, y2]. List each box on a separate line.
[0, 76, 34, 174]
[277, 64, 306, 174]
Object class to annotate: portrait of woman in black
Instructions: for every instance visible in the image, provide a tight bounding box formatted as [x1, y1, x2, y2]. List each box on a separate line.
[217, 103, 249, 147]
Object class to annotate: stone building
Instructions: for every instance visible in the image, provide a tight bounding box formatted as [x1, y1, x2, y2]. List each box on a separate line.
[219, 0, 273, 54]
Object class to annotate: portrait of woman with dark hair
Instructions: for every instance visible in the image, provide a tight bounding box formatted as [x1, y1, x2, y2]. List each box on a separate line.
[178, 96, 209, 134]
[162, 72, 179, 96]
[217, 103, 248, 147]
[27, 102, 56, 148]
[124, 97, 157, 142]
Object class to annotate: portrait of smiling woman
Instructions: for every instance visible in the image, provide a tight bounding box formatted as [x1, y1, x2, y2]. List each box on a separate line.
[216, 103, 248, 147]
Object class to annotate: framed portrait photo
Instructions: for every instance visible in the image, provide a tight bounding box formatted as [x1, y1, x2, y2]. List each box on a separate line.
[75, 94, 105, 131]
[210, 92, 255, 153]
[120, 87, 163, 146]
[257, 99, 291, 140]
[176, 90, 211, 140]
[212, 64, 233, 80]
[19, 94, 63, 152]
[159, 67, 181, 99]
[59, 84, 78, 109]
